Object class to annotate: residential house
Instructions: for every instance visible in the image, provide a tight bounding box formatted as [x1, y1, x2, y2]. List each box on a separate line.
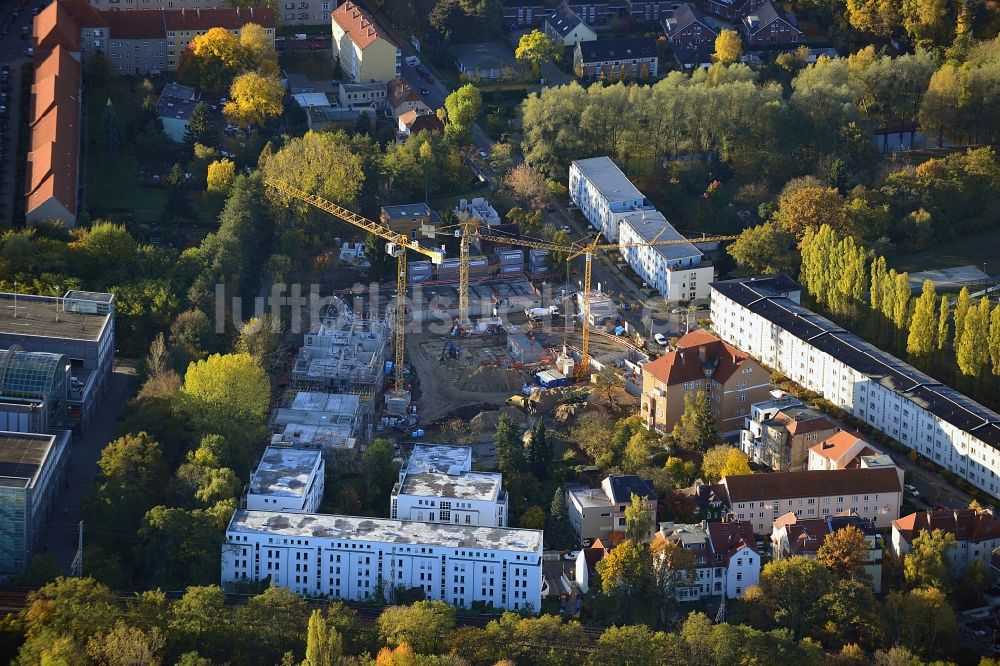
[721, 467, 903, 534]
[625, 0, 676, 21]
[704, 0, 765, 20]
[398, 108, 443, 139]
[26, 41, 81, 227]
[891, 509, 1000, 580]
[742, 402, 839, 471]
[640, 329, 772, 437]
[808, 431, 885, 471]
[739, 1, 801, 45]
[566, 475, 658, 542]
[156, 82, 200, 142]
[331, 1, 400, 83]
[545, 2, 597, 46]
[223, 510, 542, 610]
[380, 203, 441, 240]
[390, 444, 508, 528]
[565, 2, 613, 23]
[771, 512, 884, 592]
[454, 41, 521, 80]
[337, 82, 387, 109]
[680, 479, 727, 521]
[573, 37, 659, 81]
[710, 274, 1000, 500]
[246, 447, 325, 514]
[386, 78, 425, 119]
[662, 4, 717, 51]
[502, 0, 548, 26]
[573, 544, 606, 594]
[83, 0, 331, 25]
[568, 156, 648, 241]
[616, 208, 713, 301]
[656, 518, 760, 599]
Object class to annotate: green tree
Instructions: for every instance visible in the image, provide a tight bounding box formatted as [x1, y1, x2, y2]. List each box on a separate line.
[650, 537, 697, 627]
[713, 29, 743, 64]
[597, 540, 653, 616]
[515, 29, 561, 79]
[727, 221, 799, 275]
[989, 304, 1000, 375]
[262, 130, 365, 209]
[701, 445, 751, 482]
[672, 391, 717, 452]
[362, 438, 396, 503]
[526, 419, 552, 481]
[881, 587, 958, 657]
[819, 579, 882, 650]
[235, 313, 283, 369]
[185, 102, 217, 147]
[907, 280, 938, 362]
[168, 585, 233, 661]
[817, 525, 870, 581]
[304, 609, 342, 666]
[224, 72, 284, 127]
[377, 600, 456, 655]
[571, 412, 618, 468]
[845, 0, 900, 35]
[207, 159, 236, 194]
[777, 187, 847, 239]
[547, 488, 576, 549]
[957, 297, 990, 378]
[86, 620, 165, 666]
[177, 353, 270, 475]
[954, 286, 971, 344]
[442, 84, 482, 144]
[903, 528, 956, 591]
[758, 556, 836, 639]
[624, 492, 654, 542]
[520, 505, 547, 530]
[495, 413, 526, 474]
[937, 294, 950, 351]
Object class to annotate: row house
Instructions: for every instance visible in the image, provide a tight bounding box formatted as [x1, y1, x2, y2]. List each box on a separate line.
[739, 0, 801, 45]
[721, 467, 903, 534]
[502, 0, 549, 26]
[573, 37, 659, 81]
[662, 3, 717, 50]
[656, 519, 761, 599]
[710, 275, 1000, 500]
[641, 330, 772, 437]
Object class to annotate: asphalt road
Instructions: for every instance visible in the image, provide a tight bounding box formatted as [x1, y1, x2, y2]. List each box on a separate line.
[0, 1, 40, 223]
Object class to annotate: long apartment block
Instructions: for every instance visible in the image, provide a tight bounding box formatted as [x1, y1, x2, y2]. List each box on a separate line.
[711, 275, 1000, 499]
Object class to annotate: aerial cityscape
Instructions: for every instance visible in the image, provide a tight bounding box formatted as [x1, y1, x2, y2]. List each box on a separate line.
[0, 0, 1000, 662]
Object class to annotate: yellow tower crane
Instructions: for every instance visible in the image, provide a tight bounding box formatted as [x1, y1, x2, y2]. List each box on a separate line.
[265, 179, 444, 397]
[475, 230, 740, 374]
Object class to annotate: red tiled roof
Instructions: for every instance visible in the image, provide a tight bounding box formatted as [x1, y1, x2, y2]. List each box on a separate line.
[101, 10, 165, 39]
[643, 330, 758, 387]
[707, 520, 757, 561]
[810, 431, 866, 461]
[27, 44, 81, 219]
[33, 0, 82, 52]
[771, 408, 836, 436]
[893, 509, 1000, 545]
[333, 1, 395, 50]
[722, 467, 901, 502]
[400, 110, 443, 134]
[163, 7, 275, 31]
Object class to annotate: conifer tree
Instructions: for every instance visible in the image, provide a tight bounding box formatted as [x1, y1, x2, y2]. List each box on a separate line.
[495, 413, 525, 474]
[547, 487, 577, 549]
[907, 280, 937, 360]
[102, 99, 121, 153]
[526, 419, 552, 481]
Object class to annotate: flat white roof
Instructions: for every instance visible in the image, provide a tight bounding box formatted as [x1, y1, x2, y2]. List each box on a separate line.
[572, 156, 644, 203]
[406, 444, 473, 475]
[272, 423, 357, 450]
[228, 510, 543, 552]
[618, 209, 702, 261]
[566, 485, 613, 509]
[249, 447, 322, 498]
[400, 470, 503, 501]
[290, 391, 361, 413]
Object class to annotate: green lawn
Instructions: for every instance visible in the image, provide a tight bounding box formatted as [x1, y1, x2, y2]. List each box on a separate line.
[888, 229, 1000, 274]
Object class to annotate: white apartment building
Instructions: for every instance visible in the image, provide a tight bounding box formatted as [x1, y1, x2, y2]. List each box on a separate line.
[711, 275, 1000, 500]
[721, 468, 903, 534]
[617, 209, 713, 302]
[222, 510, 543, 611]
[390, 444, 508, 528]
[656, 519, 761, 599]
[891, 509, 1000, 580]
[568, 157, 647, 242]
[246, 446, 324, 514]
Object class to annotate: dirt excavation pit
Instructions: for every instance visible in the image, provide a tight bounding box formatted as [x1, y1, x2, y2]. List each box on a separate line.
[456, 365, 526, 393]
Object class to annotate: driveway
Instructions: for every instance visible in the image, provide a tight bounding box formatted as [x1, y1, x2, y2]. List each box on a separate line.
[38, 363, 135, 573]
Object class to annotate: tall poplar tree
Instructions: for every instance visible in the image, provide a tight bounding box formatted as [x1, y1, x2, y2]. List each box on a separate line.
[989, 304, 1000, 375]
[957, 298, 989, 378]
[907, 280, 937, 361]
[954, 287, 971, 344]
[892, 271, 912, 330]
[870, 256, 887, 312]
[937, 295, 950, 351]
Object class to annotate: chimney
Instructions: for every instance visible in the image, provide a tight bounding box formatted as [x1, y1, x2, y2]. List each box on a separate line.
[698, 345, 706, 362]
[701, 520, 708, 530]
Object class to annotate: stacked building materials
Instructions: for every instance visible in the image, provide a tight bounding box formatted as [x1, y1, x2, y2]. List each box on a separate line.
[497, 248, 524, 276]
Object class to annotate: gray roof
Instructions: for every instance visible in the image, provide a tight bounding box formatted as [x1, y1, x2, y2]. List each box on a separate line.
[663, 3, 715, 37]
[338, 82, 386, 93]
[566, 484, 613, 509]
[743, 1, 800, 34]
[382, 203, 433, 220]
[617, 209, 702, 262]
[711, 275, 1000, 450]
[228, 510, 543, 552]
[406, 444, 473, 475]
[546, 2, 587, 38]
[606, 475, 658, 503]
[0, 431, 58, 490]
[0, 292, 113, 341]
[399, 470, 503, 501]
[571, 156, 645, 204]
[249, 446, 322, 498]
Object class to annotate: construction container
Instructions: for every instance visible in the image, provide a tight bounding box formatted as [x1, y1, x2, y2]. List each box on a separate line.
[497, 249, 524, 264]
[499, 264, 522, 275]
[535, 369, 569, 388]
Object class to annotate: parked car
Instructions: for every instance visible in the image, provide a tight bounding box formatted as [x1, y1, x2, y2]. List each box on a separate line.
[654, 333, 669, 347]
[670, 307, 685, 314]
[559, 224, 571, 233]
